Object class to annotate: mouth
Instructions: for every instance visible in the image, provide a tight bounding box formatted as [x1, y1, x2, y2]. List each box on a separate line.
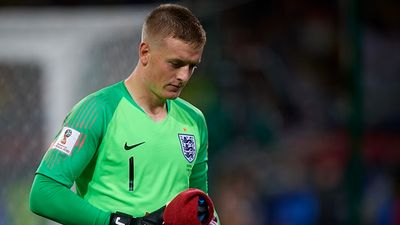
[166, 84, 182, 92]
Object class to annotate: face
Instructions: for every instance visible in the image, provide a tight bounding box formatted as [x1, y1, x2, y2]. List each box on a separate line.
[140, 37, 204, 100]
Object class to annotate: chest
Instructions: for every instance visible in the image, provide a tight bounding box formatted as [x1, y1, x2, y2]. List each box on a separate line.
[99, 100, 201, 168]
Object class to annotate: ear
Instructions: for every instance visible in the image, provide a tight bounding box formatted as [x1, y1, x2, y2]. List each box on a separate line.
[139, 42, 150, 65]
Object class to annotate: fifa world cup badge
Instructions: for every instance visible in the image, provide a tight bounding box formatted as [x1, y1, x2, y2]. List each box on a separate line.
[61, 129, 73, 144]
[51, 127, 80, 155]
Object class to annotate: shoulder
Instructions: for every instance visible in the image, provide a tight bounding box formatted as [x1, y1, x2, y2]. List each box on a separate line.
[89, 81, 125, 102]
[172, 98, 205, 119]
[74, 82, 125, 109]
[170, 98, 207, 129]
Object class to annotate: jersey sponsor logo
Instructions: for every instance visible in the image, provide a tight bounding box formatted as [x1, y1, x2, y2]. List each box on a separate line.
[51, 127, 80, 155]
[178, 134, 196, 163]
[124, 141, 145, 150]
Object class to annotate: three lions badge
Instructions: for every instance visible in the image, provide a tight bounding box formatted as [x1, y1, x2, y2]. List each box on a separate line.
[178, 134, 196, 163]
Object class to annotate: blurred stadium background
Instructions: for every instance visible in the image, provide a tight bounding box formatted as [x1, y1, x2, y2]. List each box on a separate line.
[0, 0, 399, 225]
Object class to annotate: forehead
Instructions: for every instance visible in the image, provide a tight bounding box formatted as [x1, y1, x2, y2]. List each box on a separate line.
[158, 37, 204, 62]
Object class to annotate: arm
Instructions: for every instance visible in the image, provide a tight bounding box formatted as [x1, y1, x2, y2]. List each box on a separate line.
[189, 113, 209, 192]
[189, 114, 221, 225]
[30, 91, 164, 225]
[30, 93, 110, 225]
[30, 173, 110, 225]
[30, 174, 164, 225]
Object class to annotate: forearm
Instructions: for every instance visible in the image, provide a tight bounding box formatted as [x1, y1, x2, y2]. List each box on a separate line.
[190, 161, 208, 193]
[30, 173, 110, 225]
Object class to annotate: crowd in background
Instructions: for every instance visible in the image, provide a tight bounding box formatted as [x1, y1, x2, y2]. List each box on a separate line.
[191, 0, 400, 224]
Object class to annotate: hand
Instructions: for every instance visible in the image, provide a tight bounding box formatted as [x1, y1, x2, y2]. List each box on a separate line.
[110, 206, 165, 225]
[134, 206, 165, 225]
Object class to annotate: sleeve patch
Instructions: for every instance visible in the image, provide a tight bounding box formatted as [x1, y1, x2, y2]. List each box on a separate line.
[51, 127, 81, 155]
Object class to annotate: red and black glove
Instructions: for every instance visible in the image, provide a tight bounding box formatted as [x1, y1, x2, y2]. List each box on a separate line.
[110, 188, 217, 225]
[163, 188, 215, 225]
[110, 206, 165, 225]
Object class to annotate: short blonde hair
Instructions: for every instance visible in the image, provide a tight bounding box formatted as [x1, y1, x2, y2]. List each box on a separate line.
[142, 4, 206, 48]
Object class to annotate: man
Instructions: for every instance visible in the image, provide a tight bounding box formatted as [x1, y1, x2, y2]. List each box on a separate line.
[30, 3, 219, 225]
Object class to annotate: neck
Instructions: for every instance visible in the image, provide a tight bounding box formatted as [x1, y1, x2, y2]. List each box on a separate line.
[142, 104, 167, 121]
[124, 71, 167, 121]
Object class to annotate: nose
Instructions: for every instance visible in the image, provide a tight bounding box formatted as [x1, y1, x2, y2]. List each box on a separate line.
[176, 65, 193, 82]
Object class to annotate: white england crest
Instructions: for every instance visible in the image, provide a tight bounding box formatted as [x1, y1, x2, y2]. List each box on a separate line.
[178, 134, 196, 163]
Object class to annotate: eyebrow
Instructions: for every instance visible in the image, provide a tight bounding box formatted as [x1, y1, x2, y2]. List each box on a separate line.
[169, 58, 201, 67]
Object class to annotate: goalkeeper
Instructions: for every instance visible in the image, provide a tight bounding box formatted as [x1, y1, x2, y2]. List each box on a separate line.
[29, 3, 219, 225]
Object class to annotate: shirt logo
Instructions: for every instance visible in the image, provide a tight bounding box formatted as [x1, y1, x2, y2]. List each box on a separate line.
[178, 134, 196, 163]
[115, 217, 125, 225]
[61, 129, 72, 144]
[124, 141, 145, 150]
[51, 127, 80, 155]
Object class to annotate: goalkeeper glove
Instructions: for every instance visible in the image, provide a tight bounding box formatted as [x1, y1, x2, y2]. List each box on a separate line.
[110, 206, 165, 225]
[163, 188, 215, 225]
[110, 188, 216, 225]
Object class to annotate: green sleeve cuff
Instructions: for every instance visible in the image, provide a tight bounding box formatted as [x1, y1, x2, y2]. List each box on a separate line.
[30, 173, 110, 225]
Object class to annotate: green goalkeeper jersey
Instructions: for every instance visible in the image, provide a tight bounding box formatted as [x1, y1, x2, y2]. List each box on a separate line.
[36, 81, 209, 217]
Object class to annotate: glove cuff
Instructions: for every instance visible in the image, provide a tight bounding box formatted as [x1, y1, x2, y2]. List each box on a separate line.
[110, 212, 133, 225]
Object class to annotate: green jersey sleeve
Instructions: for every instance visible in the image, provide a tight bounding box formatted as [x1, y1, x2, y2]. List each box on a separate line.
[30, 174, 110, 225]
[31, 83, 124, 225]
[189, 110, 209, 193]
[36, 90, 111, 188]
